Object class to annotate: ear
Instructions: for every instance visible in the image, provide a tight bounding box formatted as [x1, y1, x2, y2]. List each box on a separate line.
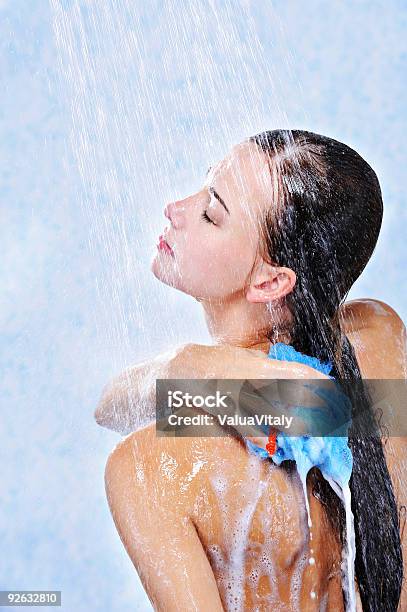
[246, 261, 296, 304]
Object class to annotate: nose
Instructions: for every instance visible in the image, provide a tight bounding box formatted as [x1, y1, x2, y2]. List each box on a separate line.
[164, 202, 172, 220]
[164, 199, 186, 229]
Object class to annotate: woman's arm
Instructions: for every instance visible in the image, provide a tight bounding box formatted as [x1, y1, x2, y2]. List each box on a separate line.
[94, 344, 218, 434]
[104, 429, 225, 612]
[94, 346, 184, 434]
[95, 298, 406, 434]
[95, 342, 324, 435]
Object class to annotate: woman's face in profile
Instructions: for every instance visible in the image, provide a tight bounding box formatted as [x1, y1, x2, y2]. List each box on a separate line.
[150, 140, 274, 301]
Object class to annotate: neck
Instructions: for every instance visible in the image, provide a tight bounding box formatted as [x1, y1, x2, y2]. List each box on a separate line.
[198, 291, 292, 355]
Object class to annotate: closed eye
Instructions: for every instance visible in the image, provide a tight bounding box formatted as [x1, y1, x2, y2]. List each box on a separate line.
[201, 211, 217, 225]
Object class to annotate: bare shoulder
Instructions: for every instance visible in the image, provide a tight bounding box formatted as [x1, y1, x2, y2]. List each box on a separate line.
[105, 424, 196, 481]
[341, 298, 405, 331]
[104, 422, 242, 509]
[340, 299, 406, 379]
[104, 425, 193, 521]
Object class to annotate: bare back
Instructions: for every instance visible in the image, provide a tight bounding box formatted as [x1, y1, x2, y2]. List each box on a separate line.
[174, 426, 344, 610]
[105, 299, 406, 611]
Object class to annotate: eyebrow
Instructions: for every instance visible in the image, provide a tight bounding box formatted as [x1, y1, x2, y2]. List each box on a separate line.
[209, 186, 230, 215]
[206, 167, 230, 215]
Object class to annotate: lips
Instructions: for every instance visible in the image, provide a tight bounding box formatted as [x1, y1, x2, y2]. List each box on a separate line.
[157, 234, 174, 256]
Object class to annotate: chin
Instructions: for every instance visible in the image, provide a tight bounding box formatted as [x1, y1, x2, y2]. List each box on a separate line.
[150, 254, 177, 288]
[151, 257, 200, 299]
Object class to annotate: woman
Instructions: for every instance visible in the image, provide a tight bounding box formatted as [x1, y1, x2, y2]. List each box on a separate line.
[97, 130, 406, 610]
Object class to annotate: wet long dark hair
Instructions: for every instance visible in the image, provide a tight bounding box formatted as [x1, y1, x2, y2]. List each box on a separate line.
[249, 130, 402, 611]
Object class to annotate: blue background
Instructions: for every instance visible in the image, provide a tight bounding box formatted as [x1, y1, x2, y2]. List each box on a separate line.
[1, 1, 406, 610]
